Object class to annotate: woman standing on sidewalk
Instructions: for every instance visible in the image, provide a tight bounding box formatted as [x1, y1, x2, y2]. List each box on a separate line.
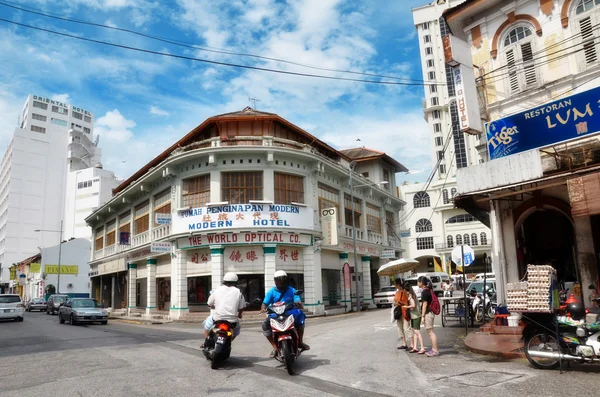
[403, 282, 425, 354]
[418, 276, 439, 357]
[394, 278, 412, 350]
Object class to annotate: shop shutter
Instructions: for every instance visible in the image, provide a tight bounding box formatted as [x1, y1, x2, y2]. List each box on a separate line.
[520, 42, 537, 86]
[580, 16, 597, 65]
[506, 49, 520, 93]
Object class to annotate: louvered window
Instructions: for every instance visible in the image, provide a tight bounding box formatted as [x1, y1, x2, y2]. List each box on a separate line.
[579, 16, 598, 65]
[502, 26, 537, 94]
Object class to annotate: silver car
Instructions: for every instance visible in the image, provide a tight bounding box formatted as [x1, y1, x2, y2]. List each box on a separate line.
[58, 298, 109, 325]
[0, 294, 25, 321]
[26, 298, 47, 312]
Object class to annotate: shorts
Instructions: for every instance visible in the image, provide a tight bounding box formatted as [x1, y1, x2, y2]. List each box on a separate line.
[424, 312, 435, 330]
[203, 315, 240, 337]
[262, 308, 306, 337]
[411, 317, 421, 330]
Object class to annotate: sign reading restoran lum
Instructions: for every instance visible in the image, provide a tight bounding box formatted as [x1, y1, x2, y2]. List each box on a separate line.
[172, 204, 314, 234]
[178, 232, 312, 249]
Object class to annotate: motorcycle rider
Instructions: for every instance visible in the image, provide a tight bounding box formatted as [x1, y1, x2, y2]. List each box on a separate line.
[260, 270, 310, 358]
[201, 272, 246, 348]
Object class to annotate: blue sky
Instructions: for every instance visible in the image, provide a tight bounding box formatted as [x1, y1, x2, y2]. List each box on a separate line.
[0, 0, 433, 183]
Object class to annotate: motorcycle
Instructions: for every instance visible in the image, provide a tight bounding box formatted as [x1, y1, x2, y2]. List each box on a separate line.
[473, 289, 497, 323]
[202, 320, 235, 369]
[522, 285, 600, 370]
[266, 298, 304, 375]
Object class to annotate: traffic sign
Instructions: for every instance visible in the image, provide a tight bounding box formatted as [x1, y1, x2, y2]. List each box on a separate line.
[451, 244, 475, 267]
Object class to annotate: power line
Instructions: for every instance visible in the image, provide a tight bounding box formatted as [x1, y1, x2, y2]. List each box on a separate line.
[0, 16, 445, 87]
[0, 0, 444, 85]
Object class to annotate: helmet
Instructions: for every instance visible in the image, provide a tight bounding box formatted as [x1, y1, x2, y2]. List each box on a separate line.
[274, 270, 288, 279]
[566, 302, 586, 321]
[223, 272, 238, 283]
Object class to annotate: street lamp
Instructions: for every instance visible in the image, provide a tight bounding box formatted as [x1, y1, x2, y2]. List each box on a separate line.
[348, 160, 388, 312]
[34, 220, 63, 294]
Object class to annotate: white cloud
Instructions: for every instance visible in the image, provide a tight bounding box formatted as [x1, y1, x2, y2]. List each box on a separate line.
[94, 110, 136, 142]
[51, 93, 71, 103]
[150, 106, 170, 117]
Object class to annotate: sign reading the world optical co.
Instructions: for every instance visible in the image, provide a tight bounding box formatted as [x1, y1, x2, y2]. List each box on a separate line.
[172, 204, 314, 234]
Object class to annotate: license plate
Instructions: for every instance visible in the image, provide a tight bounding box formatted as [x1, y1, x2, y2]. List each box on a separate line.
[216, 336, 225, 344]
[4, 309, 13, 313]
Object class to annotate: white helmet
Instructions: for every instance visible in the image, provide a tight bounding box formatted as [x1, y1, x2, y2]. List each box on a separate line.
[223, 272, 238, 283]
[274, 270, 288, 279]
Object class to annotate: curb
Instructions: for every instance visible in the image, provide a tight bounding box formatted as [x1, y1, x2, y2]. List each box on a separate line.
[464, 334, 525, 359]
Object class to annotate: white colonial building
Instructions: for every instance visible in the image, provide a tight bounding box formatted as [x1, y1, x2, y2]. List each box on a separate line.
[85, 107, 407, 319]
[400, 0, 491, 274]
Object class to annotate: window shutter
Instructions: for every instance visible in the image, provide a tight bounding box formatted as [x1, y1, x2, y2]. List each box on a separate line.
[520, 42, 536, 86]
[506, 49, 519, 93]
[580, 16, 597, 65]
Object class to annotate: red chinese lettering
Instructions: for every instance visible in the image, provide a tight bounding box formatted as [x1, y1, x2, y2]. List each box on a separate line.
[279, 249, 288, 262]
[202, 215, 212, 222]
[291, 250, 299, 261]
[229, 250, 243, 263]
[236, 212, 244, 220]
[270, 212, 279, 220]
[191, 253, 199, 263]
[253, 212, 261, 220]
[218, 213, 229, 221]
[246, 250, 258, 261]
[200, 253, 208, 262]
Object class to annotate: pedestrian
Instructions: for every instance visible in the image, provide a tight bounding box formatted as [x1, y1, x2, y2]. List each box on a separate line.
[418, 276, 439, 357]
[442, 280, 453, 297]
[403, 282, 425, 354]
[393, 278, 412, 350]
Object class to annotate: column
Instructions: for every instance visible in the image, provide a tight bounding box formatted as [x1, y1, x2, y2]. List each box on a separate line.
[264, 244, 277, 293]
[146, 258, 157, 316]
[339, 253, 351, 311]
[111, 275, 116, 310]
[263, 169, 274, 202]
[210, 246, 224, 292]
[362, 256, 375, 308]
[170, 249, 189, 320]
[574, 216, 598, 306]
[127, 263, 137, 315]
[303, 246, 324, 315]
[490, 200, 508, 304]
[210, 171, 220, 203]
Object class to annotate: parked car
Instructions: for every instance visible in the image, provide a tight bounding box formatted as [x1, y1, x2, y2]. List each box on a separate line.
[405, 272, 451, 296]
[374, 286, 397, 308]
[26, 297, 47, 312]
[59, 298, 109, 325]
[473, 273, 496, 282]
[46, 294, 69, 315]
[0, 294, 24, 321]
[466, 280, 497, 295]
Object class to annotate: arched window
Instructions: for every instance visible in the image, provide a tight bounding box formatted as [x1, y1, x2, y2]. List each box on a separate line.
[575, 1, 600, 66]
[502, 25, 536, 94]
[415, 218, 433, 233]
[442, 189, 449, 204]
[413, 191, 430, 208]
[451, 188, 457, 198]
[447, 235, 454, 248]
[446, 214, 476, 224]
[471, 233, 478, 246]
[456, 234, 462, 245]
[463, 233, 470, 246]
[481, 232, 488, 245]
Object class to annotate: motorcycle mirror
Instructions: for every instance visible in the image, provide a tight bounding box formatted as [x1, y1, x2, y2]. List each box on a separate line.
[589, 284, 596, 290]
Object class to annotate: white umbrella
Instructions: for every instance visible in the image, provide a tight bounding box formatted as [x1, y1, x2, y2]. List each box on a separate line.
[377, 258, 419, 276]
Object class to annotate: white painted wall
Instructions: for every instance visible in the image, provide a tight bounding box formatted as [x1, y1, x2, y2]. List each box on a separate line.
[40, 238, 92, 296]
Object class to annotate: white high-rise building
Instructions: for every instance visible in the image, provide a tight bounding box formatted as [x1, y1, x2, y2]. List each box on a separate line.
[399, 1, 491, 275]
[0, 94, 118, 289]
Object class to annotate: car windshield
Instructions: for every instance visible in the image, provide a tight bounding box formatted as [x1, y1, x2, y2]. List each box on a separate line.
[54, 296, 67, 302]
[32, 298, 45, 303]
[468, 282, 496, 293]
[379, 287, 396, 293]
[0, 296, 21, 303]
[72, 299, 100, 308]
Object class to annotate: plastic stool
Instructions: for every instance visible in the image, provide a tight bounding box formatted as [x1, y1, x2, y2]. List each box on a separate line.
[494, 314, 509, 326]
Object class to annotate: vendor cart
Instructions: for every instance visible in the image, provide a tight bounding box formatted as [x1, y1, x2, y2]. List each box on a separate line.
[439, 296, 475, 328]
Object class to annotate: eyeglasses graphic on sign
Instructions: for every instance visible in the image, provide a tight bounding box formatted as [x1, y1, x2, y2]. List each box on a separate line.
[322, 209, 336, 216]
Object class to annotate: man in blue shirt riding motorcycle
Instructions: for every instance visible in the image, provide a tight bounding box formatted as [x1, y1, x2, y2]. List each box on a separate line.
[260, 270, 310, 358]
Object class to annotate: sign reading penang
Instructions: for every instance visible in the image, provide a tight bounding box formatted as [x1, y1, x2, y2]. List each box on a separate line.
[486, 86, 600, 160]
[173, 204, 313, 234]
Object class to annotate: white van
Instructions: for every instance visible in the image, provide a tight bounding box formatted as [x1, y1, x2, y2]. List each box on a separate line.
[473, 273, 496, 281]
[405, 272, 451, 297]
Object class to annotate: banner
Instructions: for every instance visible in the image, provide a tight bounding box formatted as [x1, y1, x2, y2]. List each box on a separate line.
[30, 263, 41, 273]
[9, 267, 16, 280]
[486, 85, 600, 159]
[320, 208, 338, 246]
[172, 204, 314, 234]
[44, 265, 78, 275]
[433, 257, 443, 273]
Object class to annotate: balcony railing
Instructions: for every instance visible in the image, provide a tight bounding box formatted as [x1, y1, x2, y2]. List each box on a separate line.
[435, 242, 492, 250]
[152, 224, 170, 240]
[367, 231, 384, 245]
[93, 248, 103, 260]
[132, 231, 149, 247]
[344, 226, 364, 241]
[104, 245, 116, 256]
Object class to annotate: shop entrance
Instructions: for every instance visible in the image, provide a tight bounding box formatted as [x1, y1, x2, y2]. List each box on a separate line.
[518, 209, 576, 283]
[238, 275, 264, 309]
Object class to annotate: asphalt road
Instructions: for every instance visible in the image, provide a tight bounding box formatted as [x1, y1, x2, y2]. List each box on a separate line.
[1, 309, 599, 397]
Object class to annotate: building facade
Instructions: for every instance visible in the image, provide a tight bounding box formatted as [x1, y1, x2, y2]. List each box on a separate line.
[445, 0, 600, 305]
[401, 0, 491, 274]
[0, 94, 115, 291]
[85, 107, 407, 319]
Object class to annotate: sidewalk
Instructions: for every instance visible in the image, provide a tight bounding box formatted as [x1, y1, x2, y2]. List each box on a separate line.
[464, 323, 525, 359]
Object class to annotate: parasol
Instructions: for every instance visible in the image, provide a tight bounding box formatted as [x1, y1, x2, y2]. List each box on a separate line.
[377, 258, 419, 276]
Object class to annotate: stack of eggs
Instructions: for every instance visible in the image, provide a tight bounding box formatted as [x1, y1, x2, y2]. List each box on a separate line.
[506, 281, 528, 311]
[526, 265, 556, 312]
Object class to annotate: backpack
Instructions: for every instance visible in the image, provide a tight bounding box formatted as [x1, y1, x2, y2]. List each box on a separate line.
[428, 288, 441, 315]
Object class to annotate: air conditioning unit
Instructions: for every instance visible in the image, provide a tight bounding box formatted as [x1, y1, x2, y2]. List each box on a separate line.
[67, 283, 73, 288]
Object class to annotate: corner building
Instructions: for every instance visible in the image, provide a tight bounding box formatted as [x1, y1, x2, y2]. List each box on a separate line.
[86, 108, 406, 319]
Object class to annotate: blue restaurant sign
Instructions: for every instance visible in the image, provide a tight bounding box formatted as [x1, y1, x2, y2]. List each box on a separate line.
[486, 86, 600, 160]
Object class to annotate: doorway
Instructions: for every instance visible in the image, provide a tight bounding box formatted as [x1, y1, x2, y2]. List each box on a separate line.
[237, 275, 264, 309]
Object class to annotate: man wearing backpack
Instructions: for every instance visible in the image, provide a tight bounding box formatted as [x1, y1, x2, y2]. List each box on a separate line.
[418, 276, 439, 357]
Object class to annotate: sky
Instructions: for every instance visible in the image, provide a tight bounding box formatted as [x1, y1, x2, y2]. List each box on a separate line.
[0, 0, 434, 184]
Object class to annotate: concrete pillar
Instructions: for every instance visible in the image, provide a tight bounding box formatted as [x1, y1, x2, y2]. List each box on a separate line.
[146, 258, 157, 316]
[500, 204, 519, 283]
[264, 244, 277, 292]
[574, 216, 598, 306]
[210, 171, 220, 203]
[111, 275, 116, 310]
[303, 246, 324, 315]
[263, 169, 274, 202]
[210, 246, 224, 292]
[490, 200, 507, 305]
[362, 256, 375, 308]
[339, 253, 351, 311]
[127, 263, 137, 315]
[170, 249, 189, 320]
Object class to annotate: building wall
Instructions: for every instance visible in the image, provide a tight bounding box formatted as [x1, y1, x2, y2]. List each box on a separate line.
[39, 238, 92, 297]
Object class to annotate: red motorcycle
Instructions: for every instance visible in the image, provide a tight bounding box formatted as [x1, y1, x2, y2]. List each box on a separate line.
[267, 301, 303, 375]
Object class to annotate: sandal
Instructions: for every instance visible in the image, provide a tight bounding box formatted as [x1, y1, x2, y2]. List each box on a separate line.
[417, 349, 427, 354]
[269, 349, 278, 358]
[409, 348, 419, 353]
[397, 345, 407, 350]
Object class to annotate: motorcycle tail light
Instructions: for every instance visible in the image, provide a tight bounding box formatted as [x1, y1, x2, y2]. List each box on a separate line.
[217, 323, 230, 331]
[227, 331, 232, 337]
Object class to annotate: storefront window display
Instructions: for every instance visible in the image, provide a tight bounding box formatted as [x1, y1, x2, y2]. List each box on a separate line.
[157, 279, 171, 310]
[188, 276, 211, 305]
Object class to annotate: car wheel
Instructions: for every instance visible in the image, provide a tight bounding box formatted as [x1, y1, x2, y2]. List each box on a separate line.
[59, 314, 65, 324]
[376, 304, 382, 308]
[70, 314, 77, 325]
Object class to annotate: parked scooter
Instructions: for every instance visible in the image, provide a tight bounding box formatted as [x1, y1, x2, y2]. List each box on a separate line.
[522, 284, 600, 370]
[202, 320, 235, 369]
[472, 288, 497, 323]
[266, 291, 304, 375]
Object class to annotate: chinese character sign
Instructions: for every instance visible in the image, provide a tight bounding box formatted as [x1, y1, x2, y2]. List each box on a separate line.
[224, 246, 264, 271]
[276, 246, 303, 270]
